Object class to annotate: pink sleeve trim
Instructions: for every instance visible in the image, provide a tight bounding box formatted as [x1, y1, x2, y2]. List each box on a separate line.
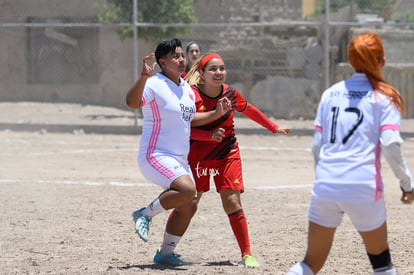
[380, 124, 399, 131]
[374, 141, 384, 201]
[314, 126, 322, 131]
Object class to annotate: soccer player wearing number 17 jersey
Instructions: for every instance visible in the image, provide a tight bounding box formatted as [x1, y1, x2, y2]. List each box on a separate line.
[288, 32, 413, 275]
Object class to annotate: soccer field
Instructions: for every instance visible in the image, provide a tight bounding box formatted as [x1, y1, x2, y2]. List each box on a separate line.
[1, 102, 413, 274]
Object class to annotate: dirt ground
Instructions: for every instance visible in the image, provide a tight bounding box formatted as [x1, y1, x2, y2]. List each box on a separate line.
[1, 102, 414, 275]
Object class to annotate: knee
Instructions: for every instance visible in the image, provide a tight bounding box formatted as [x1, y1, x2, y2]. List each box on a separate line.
[221, 193, 242, 214]
[172, 177, 196, 201]
[223, 201, 241, 215]
[177, 197, 198, 217]
[180, 185, 196, 202]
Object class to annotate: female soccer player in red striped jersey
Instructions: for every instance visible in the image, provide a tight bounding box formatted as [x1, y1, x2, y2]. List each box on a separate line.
[185, 53, 291, 268]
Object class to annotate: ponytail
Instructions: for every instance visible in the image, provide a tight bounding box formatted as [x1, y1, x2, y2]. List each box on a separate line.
[348, 32, 406, 114]
[184, 58, 202, 85]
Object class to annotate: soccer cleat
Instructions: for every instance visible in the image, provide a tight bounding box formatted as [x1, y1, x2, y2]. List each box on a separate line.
[132, 207, 151, 242]
[242, 254, 260, 268]
[153, 249, 185, 266]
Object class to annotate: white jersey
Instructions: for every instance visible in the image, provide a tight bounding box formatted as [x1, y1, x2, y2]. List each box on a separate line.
[313, 73, 401, 201]
[139, 72, 196, 161]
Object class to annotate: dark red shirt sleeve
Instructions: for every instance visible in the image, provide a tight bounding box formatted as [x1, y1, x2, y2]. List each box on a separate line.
[190, 127, 212, 141]
[240, 103, 279, 133]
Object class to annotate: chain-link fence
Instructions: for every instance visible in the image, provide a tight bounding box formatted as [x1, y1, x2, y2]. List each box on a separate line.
[1, 0, 414, 119]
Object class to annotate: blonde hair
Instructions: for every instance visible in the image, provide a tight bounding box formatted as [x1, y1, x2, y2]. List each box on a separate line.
[184, 57, 203, 85]
[184, 52, 223, 86]
[348, 32, 405, 114]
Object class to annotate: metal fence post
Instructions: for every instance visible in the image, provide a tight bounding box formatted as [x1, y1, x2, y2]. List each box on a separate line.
[324, 0, 330, 89]
[133, 0, 139, 126]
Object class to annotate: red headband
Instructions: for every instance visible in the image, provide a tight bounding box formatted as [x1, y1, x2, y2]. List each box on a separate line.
[199, 53, 223, 71]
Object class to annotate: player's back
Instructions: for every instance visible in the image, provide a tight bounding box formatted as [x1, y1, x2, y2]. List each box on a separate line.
[313, 73, 398, 201]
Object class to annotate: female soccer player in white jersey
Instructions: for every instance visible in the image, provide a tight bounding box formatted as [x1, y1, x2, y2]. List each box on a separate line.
[288, 32, 413, 275]
[126, 39, 230, 266]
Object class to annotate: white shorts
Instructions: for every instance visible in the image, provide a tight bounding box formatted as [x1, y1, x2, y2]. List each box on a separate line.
[308, 195, 387, 232]
[138, 152, 195, 190]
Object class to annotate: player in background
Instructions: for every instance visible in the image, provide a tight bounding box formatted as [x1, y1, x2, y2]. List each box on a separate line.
[126, 39, 231, 266]
[287, 32, 414, 275]
[185, 53, 291, 267]
[182, 41, 201, 78]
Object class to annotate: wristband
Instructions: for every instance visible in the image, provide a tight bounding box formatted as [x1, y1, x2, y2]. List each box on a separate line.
[141, 72, 150, 77]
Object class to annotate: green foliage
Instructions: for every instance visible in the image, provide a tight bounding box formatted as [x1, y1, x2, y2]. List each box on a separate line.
[356, 0, 388, 14]
[407, 11, 414, 23]
[314, 0, 389, 15]
[95, 0, 197, 42]
[392, 10, 414, 23]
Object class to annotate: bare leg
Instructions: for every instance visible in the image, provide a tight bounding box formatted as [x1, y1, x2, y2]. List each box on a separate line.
[359, 222, 388, 255]
[359, 222, 395, 274]
[161, 175, 197, 236]
[159, 175, 196, 210]
[303, 221, 336, 274]
[163, 191, 204, 232]
[155, 182, 199, 262]
[134, 175, 196, 248]
[165, 197, 197, 236]
[220, 190, 242, 214]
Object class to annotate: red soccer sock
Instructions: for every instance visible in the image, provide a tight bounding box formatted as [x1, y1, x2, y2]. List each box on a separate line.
[228, 210, 251, 257]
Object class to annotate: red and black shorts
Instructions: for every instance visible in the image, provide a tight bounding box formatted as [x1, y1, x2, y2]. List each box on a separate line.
[189, 157, 243, 193]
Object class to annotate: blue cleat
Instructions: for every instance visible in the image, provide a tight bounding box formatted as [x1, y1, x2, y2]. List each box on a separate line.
[132, 207, 151, 242]
[153, 249, 185, 266]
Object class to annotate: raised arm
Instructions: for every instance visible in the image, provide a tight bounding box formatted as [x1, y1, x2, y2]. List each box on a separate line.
[126, 53, 157, 109]
[191, 97, 231, 127]
[241, 103, 291, 134]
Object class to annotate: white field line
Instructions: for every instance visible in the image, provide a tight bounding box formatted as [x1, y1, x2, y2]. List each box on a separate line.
[0, 145, 312, 189]
[0, 148, 135, 156]
[0, 178, 312, 190]
[240, 146, 311, 152]
[0, 179, 151, 187]
[0, 145, 310, 157]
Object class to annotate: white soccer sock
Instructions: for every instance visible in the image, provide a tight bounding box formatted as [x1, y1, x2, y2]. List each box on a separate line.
[141, 197, 165, 217]
[159, 232, 181, 256]
[287, 262, 314, 275]
[373, 265, 397, 275]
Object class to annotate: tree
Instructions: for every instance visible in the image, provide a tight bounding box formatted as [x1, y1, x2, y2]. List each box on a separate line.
[314, 0, 389, 15]
[96, 0, 197, 42]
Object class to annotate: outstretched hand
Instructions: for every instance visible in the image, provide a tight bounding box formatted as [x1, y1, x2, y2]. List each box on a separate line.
[142, 53, 157, 75]
[401, 191, 414, 204]
[275, 127, 291, 134]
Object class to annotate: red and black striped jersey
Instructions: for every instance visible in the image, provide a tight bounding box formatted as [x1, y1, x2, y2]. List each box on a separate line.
[188, 84, 246, 161]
